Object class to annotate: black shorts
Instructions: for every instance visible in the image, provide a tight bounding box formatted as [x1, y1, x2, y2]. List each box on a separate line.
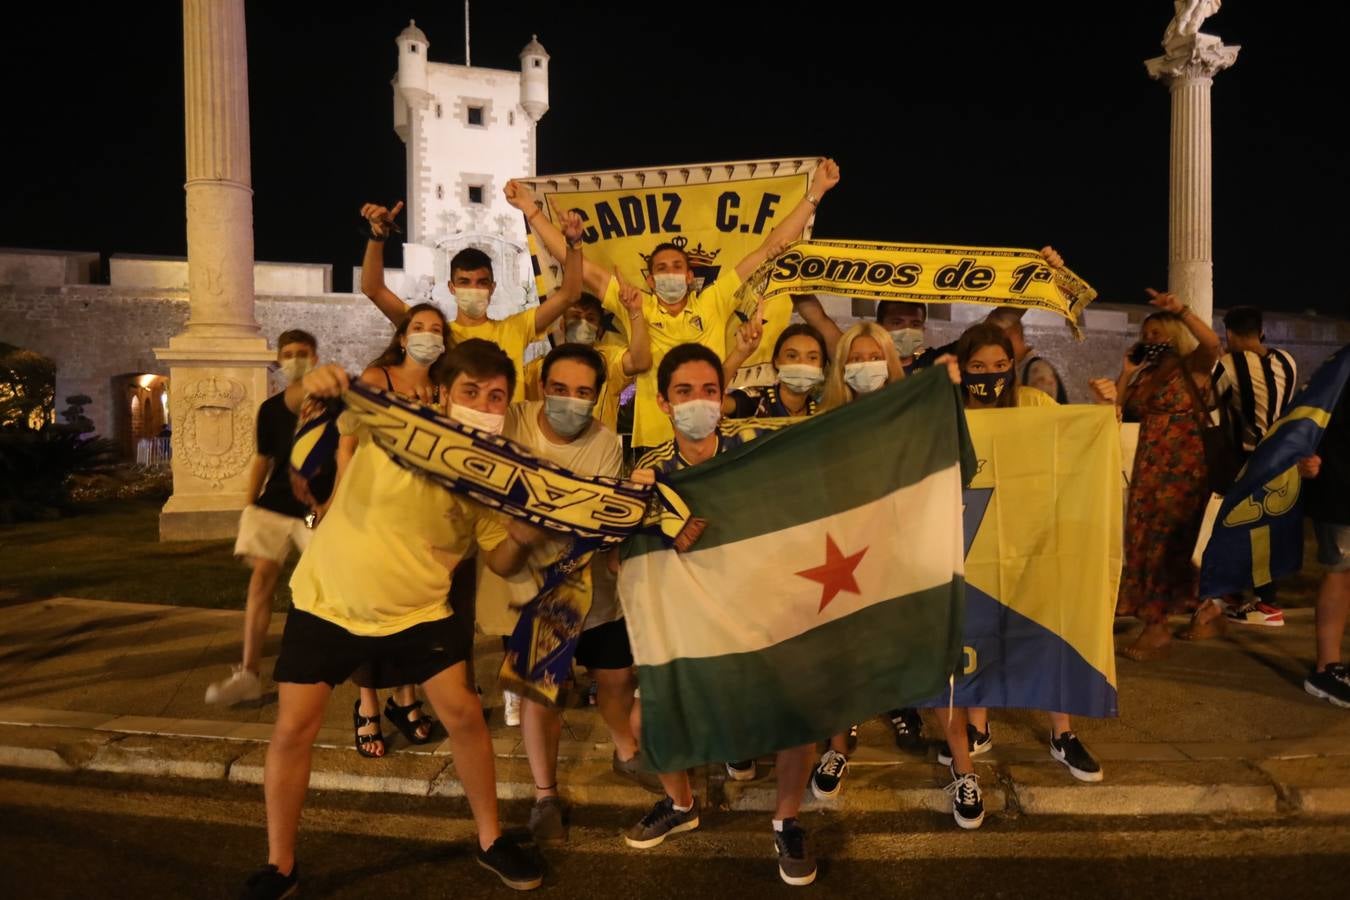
[575, 618, 633, 671]
[274, 608, 472, 689]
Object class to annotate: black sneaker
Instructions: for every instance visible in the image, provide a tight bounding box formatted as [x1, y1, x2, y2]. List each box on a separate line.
[809, 749, 848, 800]
[623, 795, 700, 849]
[1050, 730, 1103, 782]
[725, 759, 756, 781]
[612, 750, 664, 794]
[476, 833, 545, 891]
[944, 767, 984, 830]
[1305, 663, 1350, 708]
[937, 723, 992, 766]
[240, 863, 298, 899]
[774, 818, 817, 886]
[887, 707, 925, 751]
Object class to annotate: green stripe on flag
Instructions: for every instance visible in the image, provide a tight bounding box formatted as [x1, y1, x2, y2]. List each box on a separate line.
[628, 367, 972, 558]
[635, 581, 964, 772]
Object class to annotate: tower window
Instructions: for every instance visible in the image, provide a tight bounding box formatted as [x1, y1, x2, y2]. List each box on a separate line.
[467, 106, 484, 126]
[508, 111, 515, 126]
[532, 59, 541, 68]
[436, 184, 444, 199]
[410, 45, 419, 55]
[468, 186, 484, 205]
[435, 103, 442, 118]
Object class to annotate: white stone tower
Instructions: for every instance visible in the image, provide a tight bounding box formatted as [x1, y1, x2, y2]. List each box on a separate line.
[390, 23, 550, 316]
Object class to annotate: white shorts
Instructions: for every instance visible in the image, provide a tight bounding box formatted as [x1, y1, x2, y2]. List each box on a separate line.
[233, 504, 312, 564]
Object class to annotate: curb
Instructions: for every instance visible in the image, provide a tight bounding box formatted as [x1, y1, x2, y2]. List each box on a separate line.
[6, 725, 1350, 819]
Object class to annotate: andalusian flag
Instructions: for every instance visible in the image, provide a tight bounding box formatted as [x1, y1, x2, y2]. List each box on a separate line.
[620, 368, 974, 772]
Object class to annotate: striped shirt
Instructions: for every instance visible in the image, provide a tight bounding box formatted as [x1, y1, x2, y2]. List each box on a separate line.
[1213, 348, 1298, 455]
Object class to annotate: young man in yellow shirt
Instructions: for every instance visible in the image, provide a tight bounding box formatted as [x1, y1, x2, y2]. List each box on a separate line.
[358, 201, 588, 402]
[504, 160, 841, 454]
[241, 341, 549, 898]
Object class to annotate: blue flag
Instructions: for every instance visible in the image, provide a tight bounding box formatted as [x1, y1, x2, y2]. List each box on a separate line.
[1200, 344, 1350, 597]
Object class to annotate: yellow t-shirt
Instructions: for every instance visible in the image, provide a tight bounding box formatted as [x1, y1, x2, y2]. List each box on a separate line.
[475, 401, 624, 637]
[290, 424, 506, 637]
[1015, 385, 1058, 407]
[604, 270, 751, 449]
[450, 307, 539, 402]
[522, 343, 631, 433]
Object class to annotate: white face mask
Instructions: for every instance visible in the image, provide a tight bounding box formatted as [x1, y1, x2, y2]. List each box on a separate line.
[671, 398, 721, 440]
[844, 360, 889, 395]
[777, 364, 824, 394]
[544, 394, 596, 437]
[455, 288, 491, 319]
[652, 273, 689, 304]
[565, 319, 598, 345]
[450, 403, 505, 436]
[405, 332, 444, 366]
[278, 357, 313, 383]
[889, 327, 925, 359]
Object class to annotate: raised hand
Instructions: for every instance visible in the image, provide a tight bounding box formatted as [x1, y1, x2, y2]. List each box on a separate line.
[302, 365, 350, 399]
[811, 158, 841, 195]
[561, 209, 585, 246]
[503, 179, 536, 212]
[933, 353, 962, 385]
[1088, 377, 1118, 405]
[615, 265, 643, 313]
[1145, 287, 1186, 315]
[360, 201, 403, 239]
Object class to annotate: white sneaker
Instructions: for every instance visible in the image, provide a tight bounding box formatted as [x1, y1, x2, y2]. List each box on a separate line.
[204, 665, 261, 706]
[503, 690, 522, 727]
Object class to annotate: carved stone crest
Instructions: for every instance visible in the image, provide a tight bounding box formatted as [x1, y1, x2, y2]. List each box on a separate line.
[173, 376, 254, 488]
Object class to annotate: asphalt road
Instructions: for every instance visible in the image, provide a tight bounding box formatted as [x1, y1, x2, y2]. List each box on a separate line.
[3, 769, 1348, 898]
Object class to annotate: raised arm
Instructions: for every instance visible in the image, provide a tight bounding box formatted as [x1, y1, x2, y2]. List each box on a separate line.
[722, 300, 765, 387]
[359, 201, 411, 325]
[1147, 288, 1222, 372]
[614, 268, 653, 376]
[532, 209, 586, 334]
[733, 158, 841, 281]
[791, 293, 845, 360]
[505, 180, 613, 298]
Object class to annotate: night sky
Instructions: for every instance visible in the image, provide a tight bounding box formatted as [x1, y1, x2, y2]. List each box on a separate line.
[2, 2, 1344, 314]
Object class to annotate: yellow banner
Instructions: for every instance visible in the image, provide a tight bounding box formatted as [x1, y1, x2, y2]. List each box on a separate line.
[745, 239, 1098, 333]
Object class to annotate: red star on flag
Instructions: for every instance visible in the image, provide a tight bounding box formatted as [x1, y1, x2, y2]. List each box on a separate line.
[794, 534, 869, 613]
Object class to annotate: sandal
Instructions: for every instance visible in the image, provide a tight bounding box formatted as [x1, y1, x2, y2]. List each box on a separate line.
[385, 696, 437, 745]
[353, 698, 385, 758]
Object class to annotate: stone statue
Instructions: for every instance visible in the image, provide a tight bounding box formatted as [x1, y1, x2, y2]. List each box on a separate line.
[1162, 0, 1221, 50]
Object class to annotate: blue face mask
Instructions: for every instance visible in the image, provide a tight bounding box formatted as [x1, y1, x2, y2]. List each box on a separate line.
[544, 394, 595, 437]
[844, 360, 888, 395]
[671, 399, 721, 440]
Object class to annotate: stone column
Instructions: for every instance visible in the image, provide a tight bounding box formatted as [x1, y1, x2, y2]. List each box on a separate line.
[1146, 33, 1239, 324]
[155, 0, 275, 540]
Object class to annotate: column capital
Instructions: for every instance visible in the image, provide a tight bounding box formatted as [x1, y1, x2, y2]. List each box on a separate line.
[1146, 34, 1240, 82]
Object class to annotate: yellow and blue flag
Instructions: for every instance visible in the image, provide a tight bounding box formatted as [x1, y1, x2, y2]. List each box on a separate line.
[1200, 344, 1350, 597]
[920, 405, 1124, 717]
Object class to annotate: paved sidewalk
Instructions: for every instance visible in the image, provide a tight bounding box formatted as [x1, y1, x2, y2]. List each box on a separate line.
[1, 597, 1348, 817]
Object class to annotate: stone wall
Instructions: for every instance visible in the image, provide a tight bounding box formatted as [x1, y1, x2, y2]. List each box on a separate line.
[0, 248, 99, 286]
[2, 283, 1347, 442]
[109, 255, 333, 294]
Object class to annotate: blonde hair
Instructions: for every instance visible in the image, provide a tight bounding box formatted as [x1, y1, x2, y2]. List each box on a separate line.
[1142, 311, 1198, 357]
[820, 322, 904, 411]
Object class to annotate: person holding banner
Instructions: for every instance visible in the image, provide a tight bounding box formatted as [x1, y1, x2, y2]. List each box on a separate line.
[505, 160, 842, 453]
[1114, 291, 1223, 661]
[476, 342, 661, 844]
[933, 323, 1104, 783]
[240, 343, 551, 897]
[622, 343, 817, 885]
[359, 201, 589, 402]
[720, 321, 828, 419]
[1299, 386, 1350, 708]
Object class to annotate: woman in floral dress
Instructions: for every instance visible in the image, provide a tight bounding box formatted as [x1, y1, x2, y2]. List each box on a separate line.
[1115, 290, 1223, 660]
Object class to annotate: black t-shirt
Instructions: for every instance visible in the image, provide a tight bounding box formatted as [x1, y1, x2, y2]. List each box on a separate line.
[1306, 388, 1350, 527]
[254, 392, 309, 519]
